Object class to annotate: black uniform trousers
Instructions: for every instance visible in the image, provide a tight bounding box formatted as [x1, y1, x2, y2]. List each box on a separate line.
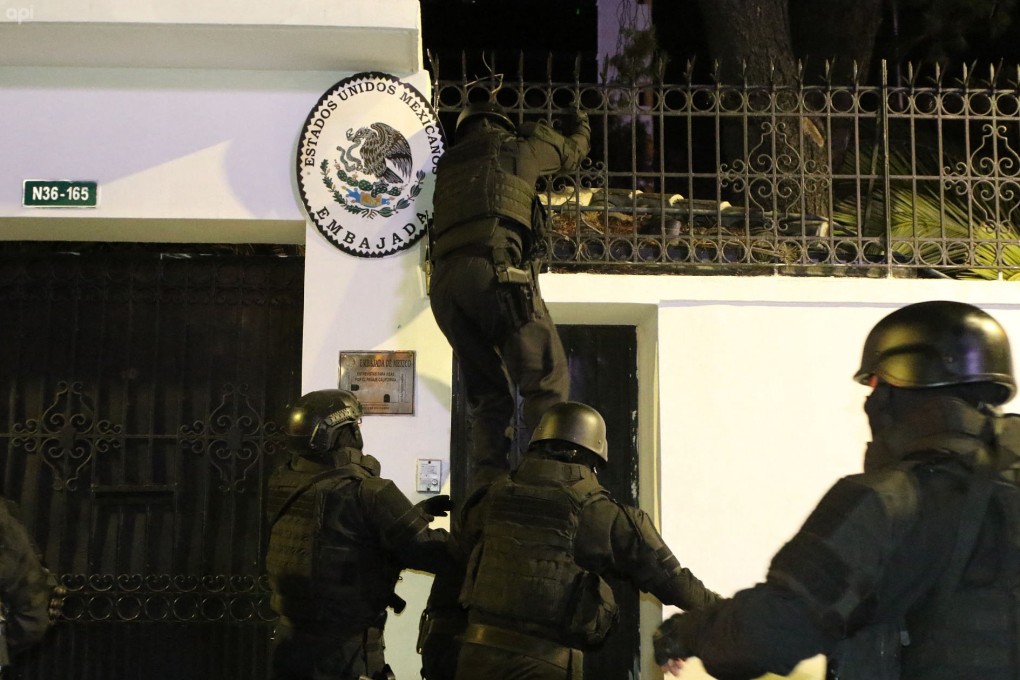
[454, 638, 582, 680]
[429, 249, 569, 491]
[270, 618, 385, 680]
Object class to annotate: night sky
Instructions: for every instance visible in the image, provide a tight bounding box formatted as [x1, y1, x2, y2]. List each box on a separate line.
[421, 0, 597, 53]
[421, 0, 1020, 85]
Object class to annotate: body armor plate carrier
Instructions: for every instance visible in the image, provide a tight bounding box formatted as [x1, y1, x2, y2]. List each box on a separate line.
[432, 132, 536, 255]
[900, 414, 1020, 680]
[460, 463, 618, 648]
[266, 461, 401, 628]
[815, 408, 1020, 680]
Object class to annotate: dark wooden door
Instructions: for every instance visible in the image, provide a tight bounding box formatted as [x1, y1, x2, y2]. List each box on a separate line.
[0, 242, 303, 680]
[451, 324, 641, 679]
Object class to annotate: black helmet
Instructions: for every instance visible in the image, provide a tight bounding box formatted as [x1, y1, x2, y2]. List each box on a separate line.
[455, 102, 515, 134]
[529, 402, 608, 464]
[855, 300, 1016, 404]
[286, 389, 364, 452]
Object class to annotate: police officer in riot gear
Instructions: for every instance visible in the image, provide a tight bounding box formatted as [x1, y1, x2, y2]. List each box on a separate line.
[266, 389, 452, 680]
[0, 496, 57, 672]
[447, 402, 719, 680]
[429, 100, 591, 493]
[654, 300, 1020, 680]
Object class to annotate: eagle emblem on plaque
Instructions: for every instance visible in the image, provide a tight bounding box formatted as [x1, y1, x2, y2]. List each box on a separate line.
[322, 122, 426, 219]
[297, 72, 445, 258]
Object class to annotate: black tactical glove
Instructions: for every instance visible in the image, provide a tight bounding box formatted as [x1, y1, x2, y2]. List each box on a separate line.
[567, 108, 591, 133]
[653, 613, 695, 666]
[416, 494, 454, 519]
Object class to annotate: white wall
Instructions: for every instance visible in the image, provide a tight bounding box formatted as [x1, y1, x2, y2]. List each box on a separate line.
[0, 0, 422, 243]
[543, 273, 1020, 680]
[1, 0, 421, 71]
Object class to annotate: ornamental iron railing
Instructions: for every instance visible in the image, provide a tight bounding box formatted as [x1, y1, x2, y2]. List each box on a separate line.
[431, 53, 1020, 280]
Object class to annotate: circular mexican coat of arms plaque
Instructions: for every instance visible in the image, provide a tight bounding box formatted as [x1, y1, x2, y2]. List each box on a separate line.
[296, 72, 446, 258]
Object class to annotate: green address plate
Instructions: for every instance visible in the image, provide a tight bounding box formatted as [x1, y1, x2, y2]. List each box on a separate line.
[23, 180, 99, 208]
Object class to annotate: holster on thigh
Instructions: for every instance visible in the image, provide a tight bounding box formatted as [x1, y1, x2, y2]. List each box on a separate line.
[494, 255, 542, 327]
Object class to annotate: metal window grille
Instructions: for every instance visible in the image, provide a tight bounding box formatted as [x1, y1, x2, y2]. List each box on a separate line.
[432, 53, 1020, 280]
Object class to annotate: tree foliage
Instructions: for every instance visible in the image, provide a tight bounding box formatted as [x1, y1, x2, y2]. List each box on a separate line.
[653, 0, 1020, 84]
[896, 0, 1018, 66]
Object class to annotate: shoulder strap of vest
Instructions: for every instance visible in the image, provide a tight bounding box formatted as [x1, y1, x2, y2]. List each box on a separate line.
[926, 466, 998, 617]
[454, 477, 495, 533]
[948, 414, 1020, 589]
[842, 459, 993, 653]
[269, 465, 366, 528]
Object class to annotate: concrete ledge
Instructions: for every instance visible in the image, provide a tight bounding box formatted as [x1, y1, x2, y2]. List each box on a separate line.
[0, 22, 420, 72]
[0, 217, 306, 244]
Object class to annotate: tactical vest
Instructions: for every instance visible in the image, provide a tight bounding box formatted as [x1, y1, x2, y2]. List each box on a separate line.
[898, 413, 1020, 680]
[266, 454, 402, 628]
[432, 131, 536, 256]
[460, 460, 617, 648]
[823, 408, 1020, 680]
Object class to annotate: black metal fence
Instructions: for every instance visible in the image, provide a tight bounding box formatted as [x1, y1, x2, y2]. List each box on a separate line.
[431, 54, 1020, 280]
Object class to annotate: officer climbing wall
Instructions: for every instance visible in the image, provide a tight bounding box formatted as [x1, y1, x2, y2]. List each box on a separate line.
[429, 100, 592, 494]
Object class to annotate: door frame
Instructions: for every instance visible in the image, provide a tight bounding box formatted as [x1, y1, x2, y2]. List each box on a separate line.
[448, 300, 664, 679]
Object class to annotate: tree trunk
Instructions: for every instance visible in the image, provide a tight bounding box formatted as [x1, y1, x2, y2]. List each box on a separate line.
[791, 0, 886, 175]
[791, 0, 884, 82]
[695, 0, 882, 222]
[697, 0, 799, 83]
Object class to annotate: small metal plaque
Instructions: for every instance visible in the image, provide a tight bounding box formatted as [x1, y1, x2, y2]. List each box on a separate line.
[338, 350, 415, 415]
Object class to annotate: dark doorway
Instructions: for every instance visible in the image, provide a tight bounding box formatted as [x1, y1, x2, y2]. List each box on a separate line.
[0, 242, 303, 680]
[451, 324, 641, 679]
